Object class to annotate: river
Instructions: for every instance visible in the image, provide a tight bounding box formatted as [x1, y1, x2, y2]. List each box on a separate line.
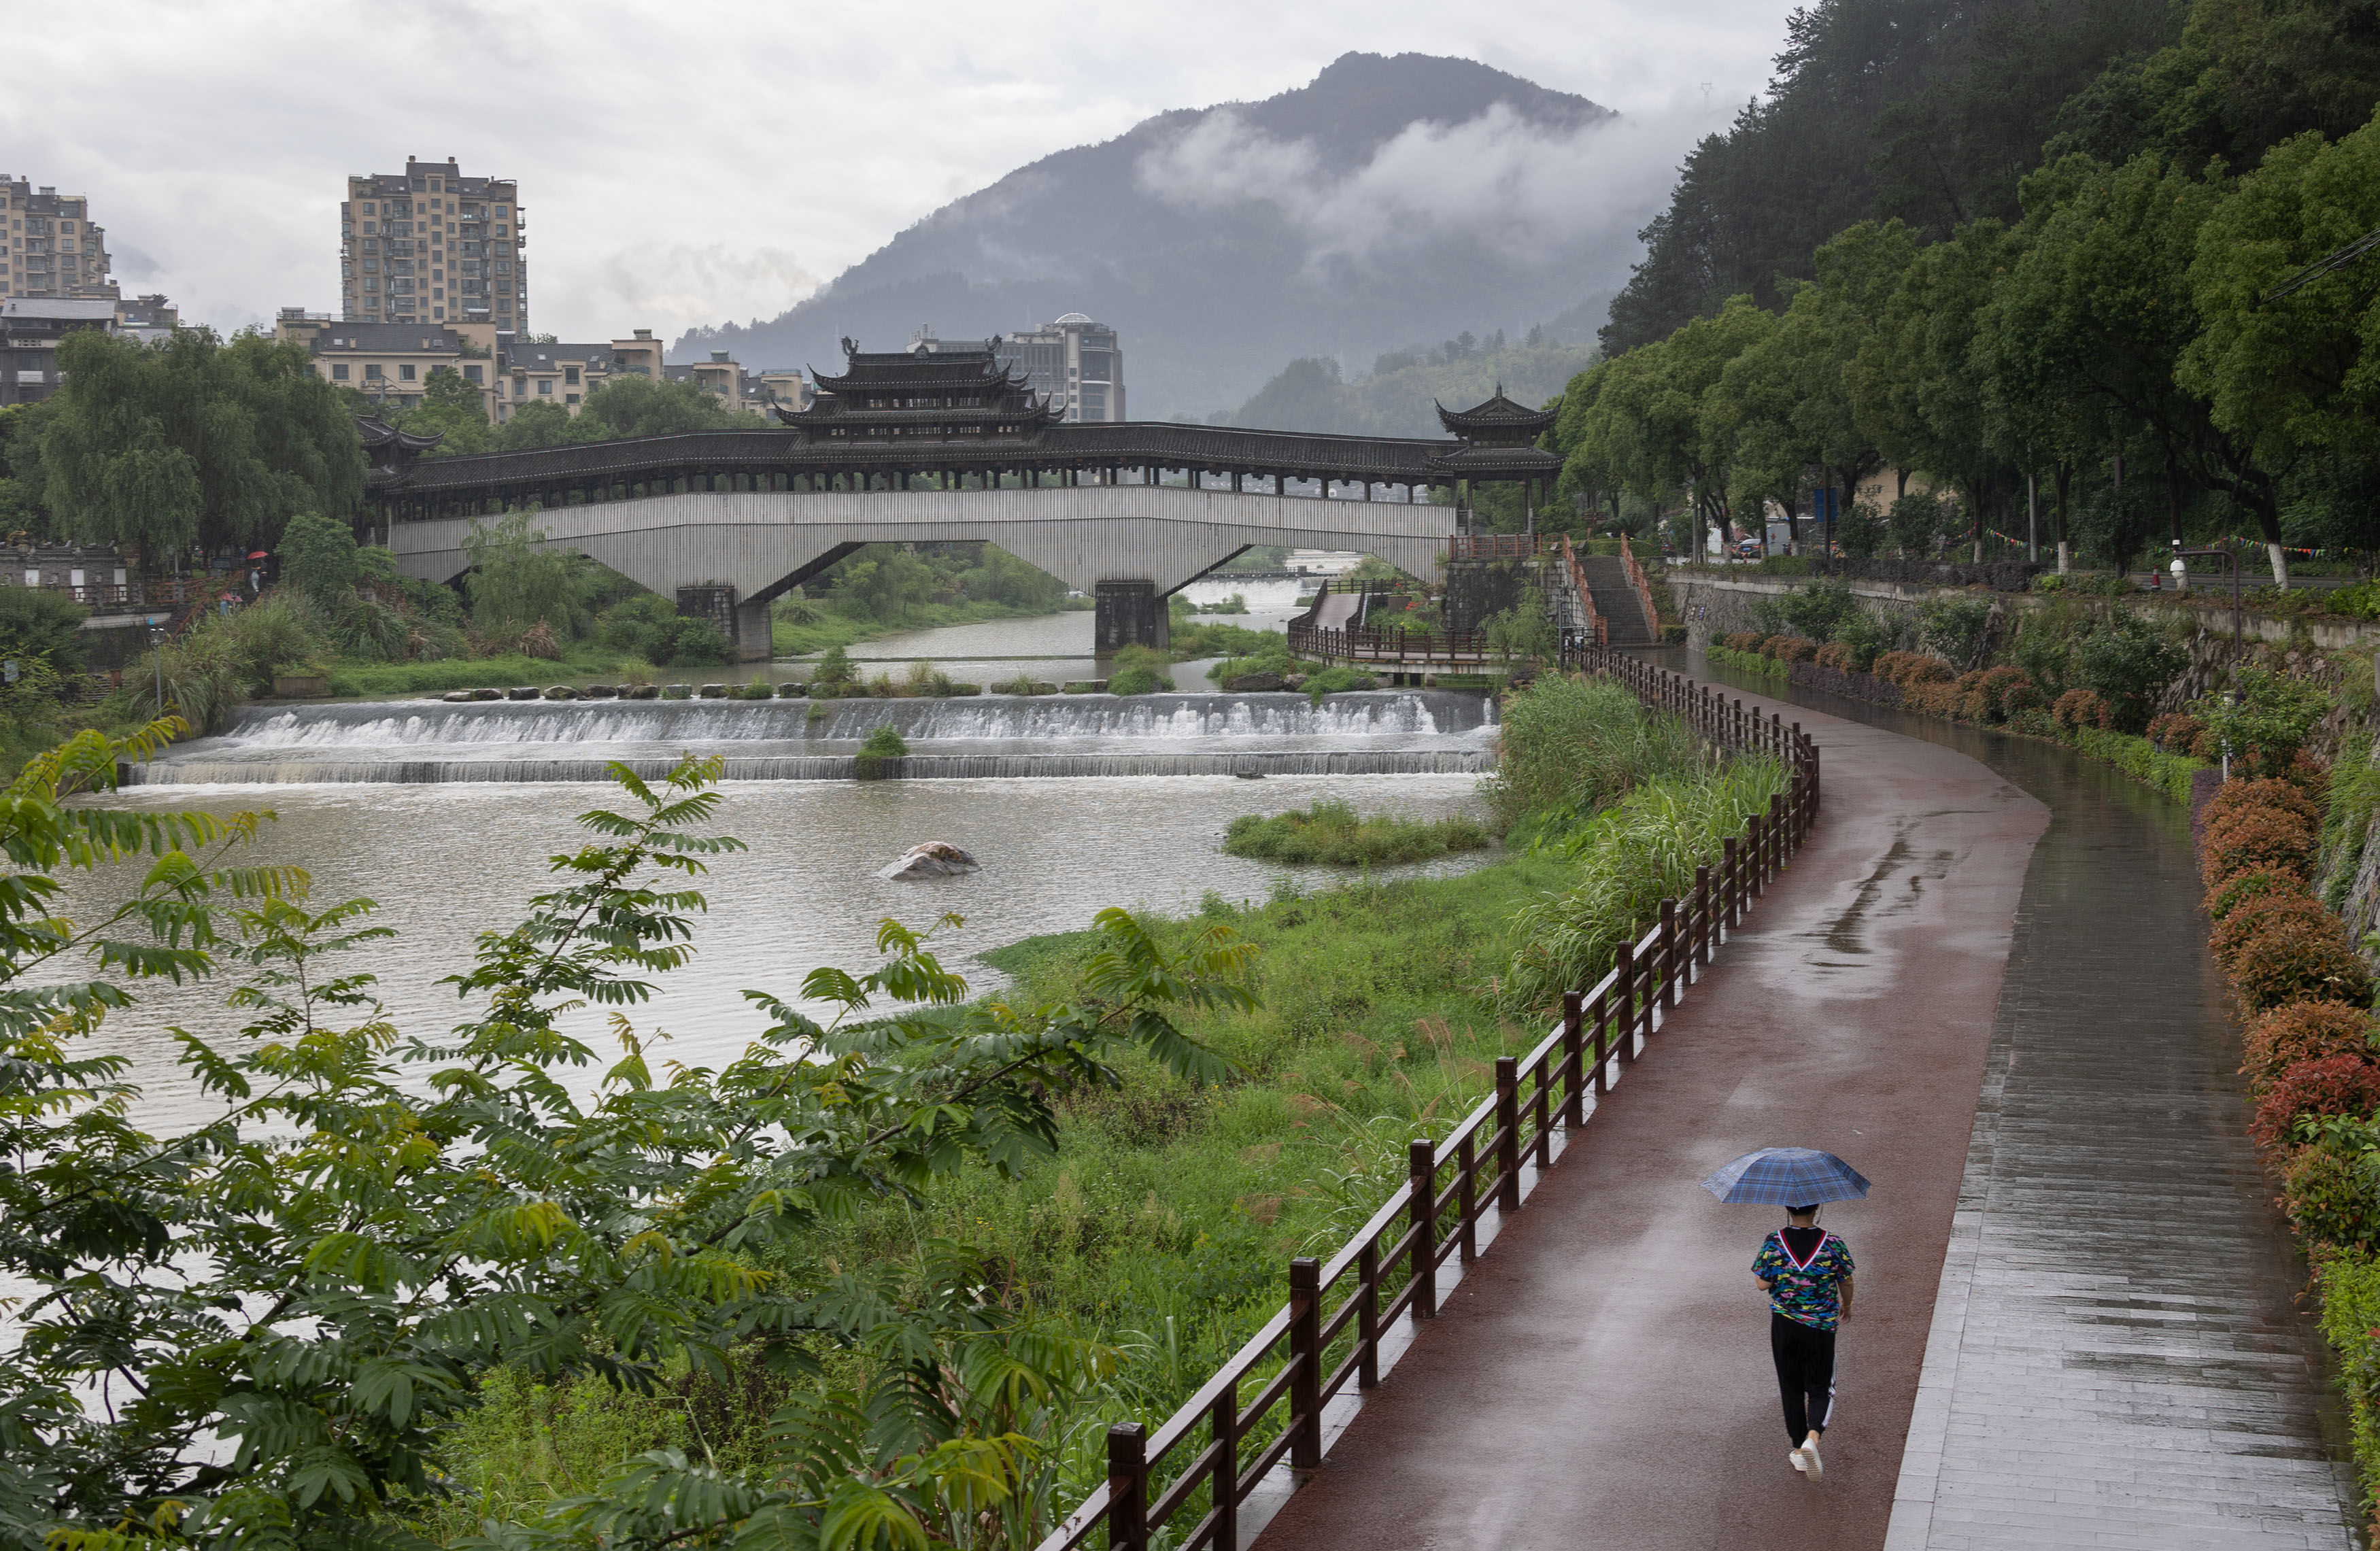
[70, 590, 1499, 1131]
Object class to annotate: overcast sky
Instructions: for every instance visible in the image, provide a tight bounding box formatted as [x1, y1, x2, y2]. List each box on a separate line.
[4, 0, 1794, 343]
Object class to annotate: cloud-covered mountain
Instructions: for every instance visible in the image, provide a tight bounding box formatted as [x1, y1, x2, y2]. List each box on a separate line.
[674, 52, 1670, 417]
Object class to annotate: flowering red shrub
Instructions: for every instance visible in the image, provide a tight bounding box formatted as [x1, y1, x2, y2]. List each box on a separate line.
[2230, 911, 2376, 1012]
[1762, 635, 1820, 664]
[2241, 1000, 2379, 1090]
[1873, 651, 1954, 688]
[2052, 688, 2113, 730]
[2146, 713, 2207, 755]
[2249, 1056, 2380, 1154]
[2205, 778, 2322, 832]
[2200, 807, 2319, 889]
[2282, 1144, 2380, 1252]
[2205, 867, 2311, 924]
[2210, 891, 2333, 970]
[1964, 666, 2041, 723]
[1720, 631, 1763, 652]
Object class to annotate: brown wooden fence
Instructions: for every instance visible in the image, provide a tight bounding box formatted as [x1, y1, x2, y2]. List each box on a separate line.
[1035, 647, 1819, 1551]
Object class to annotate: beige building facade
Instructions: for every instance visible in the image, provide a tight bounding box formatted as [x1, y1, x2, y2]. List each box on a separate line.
[341, 157, 524, 332]
[1, 178, 116, 302]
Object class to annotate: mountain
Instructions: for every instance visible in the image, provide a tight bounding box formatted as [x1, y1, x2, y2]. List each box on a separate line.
[1227, 333, 1600, 437]
[674, 53, 1648, 416]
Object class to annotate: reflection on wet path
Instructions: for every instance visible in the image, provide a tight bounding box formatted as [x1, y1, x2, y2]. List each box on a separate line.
[1686, 655, 2358, 1549]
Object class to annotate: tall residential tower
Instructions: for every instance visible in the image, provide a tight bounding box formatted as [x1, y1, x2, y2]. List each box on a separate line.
[1, 179, 116, 302]
[340, 157, 524, 330]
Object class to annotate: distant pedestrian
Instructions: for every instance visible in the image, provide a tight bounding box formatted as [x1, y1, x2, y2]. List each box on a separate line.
[1752, 1204, 1854, 1481]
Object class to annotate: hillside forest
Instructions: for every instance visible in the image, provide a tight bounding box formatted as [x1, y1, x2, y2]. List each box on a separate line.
[1544, 0, 2380, 585]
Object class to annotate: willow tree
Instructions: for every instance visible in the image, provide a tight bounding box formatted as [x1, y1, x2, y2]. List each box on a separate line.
[36, 328, 364, 566]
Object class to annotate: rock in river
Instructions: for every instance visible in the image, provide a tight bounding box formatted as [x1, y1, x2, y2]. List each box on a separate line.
[878, 842, 981, 881]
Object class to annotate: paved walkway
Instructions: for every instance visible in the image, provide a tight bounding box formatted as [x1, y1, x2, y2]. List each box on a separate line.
[1248, 674, 2359, 1550]
[1253, 689, 2051, 1548]
[1859, 702, 2357, 1549]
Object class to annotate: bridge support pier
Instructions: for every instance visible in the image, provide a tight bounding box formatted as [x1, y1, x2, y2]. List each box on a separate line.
[1094, 580, 1169, 653]
[731, 596, 772, 662]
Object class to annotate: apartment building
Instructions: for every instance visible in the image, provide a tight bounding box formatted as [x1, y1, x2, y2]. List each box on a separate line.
[340, 157, 524, 331]
[1, 297, 114, 405]
[114, 292, 179, 344]
[0, 179, 116, 303]
[993, 313, 1123, 422]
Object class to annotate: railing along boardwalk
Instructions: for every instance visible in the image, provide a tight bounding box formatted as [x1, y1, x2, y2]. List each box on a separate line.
[1038, 649, 1819, 1551]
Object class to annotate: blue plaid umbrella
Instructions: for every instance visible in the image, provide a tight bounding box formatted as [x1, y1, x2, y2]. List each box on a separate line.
[1699, 1147, 1871, 1205]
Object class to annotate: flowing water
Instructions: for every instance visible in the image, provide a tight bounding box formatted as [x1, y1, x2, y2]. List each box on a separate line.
[75, 601, 1500, 1131]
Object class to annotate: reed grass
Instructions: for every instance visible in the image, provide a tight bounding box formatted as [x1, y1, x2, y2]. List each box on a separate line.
[1223, 800, 1493, 866]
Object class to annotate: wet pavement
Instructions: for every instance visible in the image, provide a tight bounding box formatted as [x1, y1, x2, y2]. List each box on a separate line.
[1251, 679, 2051, 1548]
[1244, 664, 2359, 1550]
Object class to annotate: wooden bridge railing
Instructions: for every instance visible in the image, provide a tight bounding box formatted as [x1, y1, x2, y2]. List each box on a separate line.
[1036, 647, 1818, 1551]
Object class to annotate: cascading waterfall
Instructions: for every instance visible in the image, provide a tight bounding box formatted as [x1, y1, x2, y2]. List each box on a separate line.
[127, 690, 1499, 785]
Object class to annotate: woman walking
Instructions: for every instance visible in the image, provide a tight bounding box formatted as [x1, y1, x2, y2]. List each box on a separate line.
[1752, 1204, 1855, 1480]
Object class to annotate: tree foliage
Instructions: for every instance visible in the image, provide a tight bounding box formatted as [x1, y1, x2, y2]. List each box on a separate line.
[35, 330, 364, 563]
[0, 737, 1252, 1550]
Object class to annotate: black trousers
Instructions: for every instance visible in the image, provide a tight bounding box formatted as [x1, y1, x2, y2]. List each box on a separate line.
[1771, 1312, 1837, 1442]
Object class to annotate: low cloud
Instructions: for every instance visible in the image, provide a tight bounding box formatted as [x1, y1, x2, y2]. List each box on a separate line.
[1136, 102, 1699, 277]
[583, 243, 823, 345]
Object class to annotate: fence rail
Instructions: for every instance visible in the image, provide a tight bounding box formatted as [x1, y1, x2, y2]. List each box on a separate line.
[1036, 647, 1819, 1551]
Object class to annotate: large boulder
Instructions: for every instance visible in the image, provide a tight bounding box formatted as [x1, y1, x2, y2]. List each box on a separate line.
[543, 685, 577, 700]
[1224, 670, 1286, 693]
[878, 841, 981, 881]
[505, 687, 540, 701]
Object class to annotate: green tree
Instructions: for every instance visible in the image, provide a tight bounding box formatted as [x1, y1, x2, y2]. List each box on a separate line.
[36, 329, 364, 565]
[0, 742, 1248, 1550]
[276, 507, 364, 613]
[577, 374, 759, 438]
[0, 587, 88, 672]
[463, 509, 592, 636]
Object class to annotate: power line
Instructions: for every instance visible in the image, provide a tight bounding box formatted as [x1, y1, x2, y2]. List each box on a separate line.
[2263, 226, 2380, 301]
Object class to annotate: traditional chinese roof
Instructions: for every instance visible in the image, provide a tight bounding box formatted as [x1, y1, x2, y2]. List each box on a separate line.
[356, 415, 445, 486]
[789, 335, 1059, 443]
[1435, 386, 1558, 444]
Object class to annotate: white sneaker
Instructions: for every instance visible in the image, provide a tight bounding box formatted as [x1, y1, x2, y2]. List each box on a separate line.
[1788, 1450, 1807, 1473]
[1801, 1434, 1823, 1482]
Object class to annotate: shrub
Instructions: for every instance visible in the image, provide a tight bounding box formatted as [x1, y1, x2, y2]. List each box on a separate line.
[2229, 910, 2375, 1012]
[0, 585, 90, 672]
[1965, 666, 2039, 723]
[2241, 1000, 2379, 1091]
[2205, 867, 2311, 923]
[2212, 891, 2335, 970]
[855, 723, 907, 780]
[1108, 643, 1175, 696]
[1720, 631, 1763, 652]
[2283, 1143, 2380, 1252]
[2205, 777, 2323, 834]
[1813, 642, 1855, 671]
[814, 643, 853, 685]
[2145, 713, 2207, 755]
[1873, 651, 1953, 688]
[1831, 611, 1895, 670]
[2201, 807, 2319, 888]
[2071, 613, 2187, 733]
[1762, 635, 1819, 664]
[1917, 595, 1993, 668]
[2052, 687, 2112, 730]
[2198, 668, 2332, 778]
[2251, 1057, 2380, 1154]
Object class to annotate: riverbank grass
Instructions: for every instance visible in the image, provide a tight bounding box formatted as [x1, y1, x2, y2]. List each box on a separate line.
[1222, 800, 1493, 865]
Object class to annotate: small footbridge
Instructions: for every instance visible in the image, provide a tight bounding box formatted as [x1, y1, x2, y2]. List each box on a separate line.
[362, 343, 1561, 658]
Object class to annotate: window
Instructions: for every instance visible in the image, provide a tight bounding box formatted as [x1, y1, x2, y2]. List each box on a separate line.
[364, 278, 377, 291]
[538, 379, 551, 395]
[462, 364, 481, 384]
[564, 367, 579, 386]
[364, 364, 384, 381]
[361, 259, 378, 273]
[362, 202, 375, 214]
[565, 394, 579, 406]
[331, 363, 350, 380]
[398, 364, 415, 381]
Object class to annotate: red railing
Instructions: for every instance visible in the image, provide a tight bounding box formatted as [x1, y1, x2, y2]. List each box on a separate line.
[1619, 535, 1661, 637]
[1036, 648, 1819, 1551]
[1558, 534, 1608, 648]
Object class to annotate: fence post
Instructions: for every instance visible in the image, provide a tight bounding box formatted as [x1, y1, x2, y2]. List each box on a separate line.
[1357, 1241, 1380, 1389]
[1694, 864, 1713, 968]
[1532, 1054, 1552, 1169]
[1289, 1258, 1321, 1470]
[1659, 898, 1680, 1008]
[1747, 815, 1767, 898]
[1496, 1056, 1522, 1211]
[1408, 1140, 1438, 1320]
[1211, 1376, 1238, 1549]
[1591, 990, 1611, 1095]
[1457, 1131, 1479, 1263]
[1768, 792, 1786, 872]
[1561, 991, 1585, 1127]
[1721, 836, 1740, 930]
[1108, 1423, 1149, 1551]
[1614, 940, 1637, 1065]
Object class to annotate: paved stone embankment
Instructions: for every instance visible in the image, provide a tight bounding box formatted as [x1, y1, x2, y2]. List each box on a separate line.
[1248, 665, 2357, 1550]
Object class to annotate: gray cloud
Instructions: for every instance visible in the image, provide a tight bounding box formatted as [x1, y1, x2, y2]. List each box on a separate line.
[1, 0, 1789, 339]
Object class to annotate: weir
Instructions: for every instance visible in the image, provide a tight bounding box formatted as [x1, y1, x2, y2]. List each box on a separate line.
[136, 689, 1499, 785]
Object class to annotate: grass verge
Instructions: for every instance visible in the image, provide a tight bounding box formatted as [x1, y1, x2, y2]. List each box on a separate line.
[1222, 801, 1493, 865]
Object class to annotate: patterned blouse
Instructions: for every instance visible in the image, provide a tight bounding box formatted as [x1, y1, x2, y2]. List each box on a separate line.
[1753, 1229, 1855, 1331]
